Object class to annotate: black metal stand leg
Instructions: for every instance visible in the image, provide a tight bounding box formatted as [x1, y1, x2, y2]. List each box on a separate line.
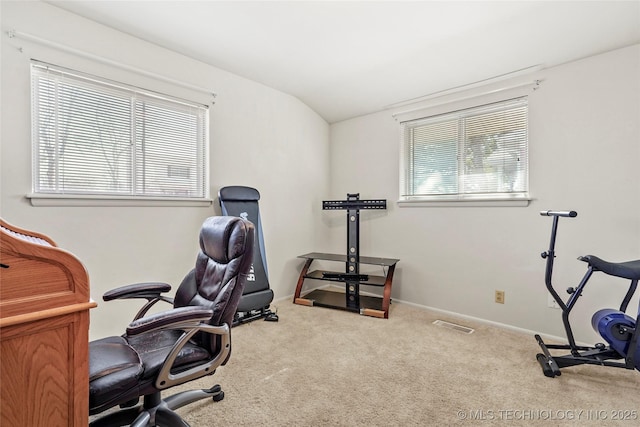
[345, 280, 360, 309]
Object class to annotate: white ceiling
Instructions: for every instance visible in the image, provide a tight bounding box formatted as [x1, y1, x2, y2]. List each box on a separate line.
[47, 1, 640, 123]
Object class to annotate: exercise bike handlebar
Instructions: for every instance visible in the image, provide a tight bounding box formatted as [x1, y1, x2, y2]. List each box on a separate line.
[540, 210, 578, 218]
[540, 210, 579, 314]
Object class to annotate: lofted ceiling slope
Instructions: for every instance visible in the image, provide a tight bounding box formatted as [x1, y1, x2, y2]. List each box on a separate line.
[47, 1, 640, 123]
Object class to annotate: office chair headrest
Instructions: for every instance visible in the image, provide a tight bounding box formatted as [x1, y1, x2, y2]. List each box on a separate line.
[199, 216, 251, 264]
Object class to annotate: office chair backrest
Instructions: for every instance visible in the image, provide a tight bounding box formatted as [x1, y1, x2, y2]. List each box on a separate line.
[174, 216, 254, 355]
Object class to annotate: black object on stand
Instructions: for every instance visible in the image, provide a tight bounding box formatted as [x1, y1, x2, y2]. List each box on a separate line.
[219, 186, 279, 325]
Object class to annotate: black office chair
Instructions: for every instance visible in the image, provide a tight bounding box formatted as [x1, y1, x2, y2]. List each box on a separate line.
[88, 216, 254, 427]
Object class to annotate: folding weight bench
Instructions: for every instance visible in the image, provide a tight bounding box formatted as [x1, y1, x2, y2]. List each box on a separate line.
[219, 186, 279, 325]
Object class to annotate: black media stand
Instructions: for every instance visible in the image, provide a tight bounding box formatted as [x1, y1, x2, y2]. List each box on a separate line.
[293, 194, 399, 318]
[293, 252, 399, 318]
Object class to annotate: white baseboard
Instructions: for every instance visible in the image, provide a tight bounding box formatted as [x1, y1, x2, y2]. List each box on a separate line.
[276, 291, 569, 344]
[393, 298, 570, 344]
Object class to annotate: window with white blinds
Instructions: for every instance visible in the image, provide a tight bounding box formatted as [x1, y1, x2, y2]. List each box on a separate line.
[31, 62, 209, 200]
[399, 97, 528, 202]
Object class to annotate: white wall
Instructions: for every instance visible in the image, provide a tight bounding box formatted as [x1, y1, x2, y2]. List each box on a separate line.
[2, 1, 638, 345]
[329, 44, 640, 343]
[1, 1, 330, 339]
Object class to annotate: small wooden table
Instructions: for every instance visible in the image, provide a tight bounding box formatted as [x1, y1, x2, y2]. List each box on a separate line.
[293, 252, 399, 318]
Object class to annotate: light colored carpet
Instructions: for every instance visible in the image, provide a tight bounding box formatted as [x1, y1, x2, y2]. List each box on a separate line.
[172, 300, 639, 426]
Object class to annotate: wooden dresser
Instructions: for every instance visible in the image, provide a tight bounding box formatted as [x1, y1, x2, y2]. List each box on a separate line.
[1, 219, 96, 427]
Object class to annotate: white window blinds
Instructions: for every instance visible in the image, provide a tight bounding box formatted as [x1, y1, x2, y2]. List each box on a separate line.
[31, 62, 209, 199]
[400, 97, 528, 201]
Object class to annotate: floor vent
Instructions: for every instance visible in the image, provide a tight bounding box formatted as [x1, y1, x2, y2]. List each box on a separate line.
[432, 320, 475, 334]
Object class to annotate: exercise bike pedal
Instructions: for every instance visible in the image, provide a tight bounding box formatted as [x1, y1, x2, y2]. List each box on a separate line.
[536, 353, 561, 378]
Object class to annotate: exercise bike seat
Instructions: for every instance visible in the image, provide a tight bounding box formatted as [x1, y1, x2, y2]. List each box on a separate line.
[579, 255, 640, 280]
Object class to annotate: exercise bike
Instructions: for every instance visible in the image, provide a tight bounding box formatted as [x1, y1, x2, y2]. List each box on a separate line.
[535, 210, 640, 378]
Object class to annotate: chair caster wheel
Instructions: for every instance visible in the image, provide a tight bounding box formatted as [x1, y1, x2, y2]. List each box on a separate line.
[213, 391, 224, 402]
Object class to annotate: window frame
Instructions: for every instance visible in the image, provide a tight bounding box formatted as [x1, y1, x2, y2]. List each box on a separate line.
[28, 61, 212, 207]
[398, 96, 531, 207]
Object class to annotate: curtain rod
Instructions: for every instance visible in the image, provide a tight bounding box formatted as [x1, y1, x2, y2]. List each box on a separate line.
[7, 29, 217, 100]
[386, 64, 542, 109]
[392, 79, 541, 120]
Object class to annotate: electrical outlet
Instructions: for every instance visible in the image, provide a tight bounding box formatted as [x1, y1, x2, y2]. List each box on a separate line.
[547, 294, 561, 309]
[495, 290, 505, 304]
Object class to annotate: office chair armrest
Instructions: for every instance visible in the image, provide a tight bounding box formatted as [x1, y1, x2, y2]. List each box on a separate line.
[103, 282, 172, 301]
[155, 321, 232, 390]
[126, 306, 214, 336]
[104, 282, 174, 320]
[124, 306, 231, 390]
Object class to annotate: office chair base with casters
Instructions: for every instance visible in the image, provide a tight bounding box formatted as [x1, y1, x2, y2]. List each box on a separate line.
[88, 216, 255, 427]
[89, 385, 224, 427]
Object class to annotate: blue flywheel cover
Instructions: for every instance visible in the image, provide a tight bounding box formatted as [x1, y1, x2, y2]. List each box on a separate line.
[592, 308, 637, 366]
